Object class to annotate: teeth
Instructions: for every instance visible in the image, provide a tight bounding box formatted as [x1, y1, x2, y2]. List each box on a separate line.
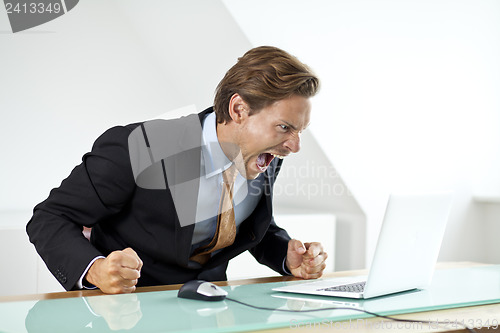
[271, 153, 285, 159]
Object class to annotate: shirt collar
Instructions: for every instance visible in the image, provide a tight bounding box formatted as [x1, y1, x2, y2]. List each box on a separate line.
[201, 112, 233, 178]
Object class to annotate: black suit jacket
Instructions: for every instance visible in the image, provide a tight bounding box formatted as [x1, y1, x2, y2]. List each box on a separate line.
[27, 108, 291, 290]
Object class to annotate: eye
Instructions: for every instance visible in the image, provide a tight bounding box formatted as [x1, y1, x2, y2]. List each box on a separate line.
[279, 124, 289, 131]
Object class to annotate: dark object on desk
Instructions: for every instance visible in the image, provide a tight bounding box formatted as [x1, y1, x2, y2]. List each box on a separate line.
[178, 280, 228, 301]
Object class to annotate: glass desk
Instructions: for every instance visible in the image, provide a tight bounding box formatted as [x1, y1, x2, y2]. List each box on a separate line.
[1, 263, 500, 332]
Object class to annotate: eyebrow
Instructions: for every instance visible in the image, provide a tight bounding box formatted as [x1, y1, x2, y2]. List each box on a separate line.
[282, 121, 310, 132]
[283, 121, 297, 131]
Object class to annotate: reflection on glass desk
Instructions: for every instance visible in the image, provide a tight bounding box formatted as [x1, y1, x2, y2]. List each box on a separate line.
[1, 264, 500, 333]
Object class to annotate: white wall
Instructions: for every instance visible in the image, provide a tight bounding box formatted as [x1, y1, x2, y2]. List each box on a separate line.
[0, 0, 252, 212]
[224, 0, 500, 266]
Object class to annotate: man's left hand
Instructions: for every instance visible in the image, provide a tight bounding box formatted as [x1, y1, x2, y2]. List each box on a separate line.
[286, 239, 327, 279]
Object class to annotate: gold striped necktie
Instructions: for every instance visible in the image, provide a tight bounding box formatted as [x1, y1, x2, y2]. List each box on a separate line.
[190, 164, 238, 265]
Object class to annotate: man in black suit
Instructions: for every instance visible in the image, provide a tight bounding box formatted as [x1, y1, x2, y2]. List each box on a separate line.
[27, 46, 328, 294]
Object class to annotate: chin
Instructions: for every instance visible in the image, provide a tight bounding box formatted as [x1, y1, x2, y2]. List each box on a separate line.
[242, 165, 260, 180]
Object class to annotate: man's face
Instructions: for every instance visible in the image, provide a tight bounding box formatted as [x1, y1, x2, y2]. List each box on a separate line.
[235, 95, 311, 179]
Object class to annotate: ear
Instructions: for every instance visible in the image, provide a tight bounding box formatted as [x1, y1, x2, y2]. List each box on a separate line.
[228, 93, 249, 124]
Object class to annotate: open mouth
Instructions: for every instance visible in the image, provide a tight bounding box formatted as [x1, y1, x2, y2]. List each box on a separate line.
[256, 153, 285, 172]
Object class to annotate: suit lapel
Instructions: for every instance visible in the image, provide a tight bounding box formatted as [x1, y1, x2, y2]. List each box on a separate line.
[167, 111, 208, 266]
[176, 148, 204, 266]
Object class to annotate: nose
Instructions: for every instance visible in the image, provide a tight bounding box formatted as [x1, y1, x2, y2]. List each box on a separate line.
[284, 133, 301, 154]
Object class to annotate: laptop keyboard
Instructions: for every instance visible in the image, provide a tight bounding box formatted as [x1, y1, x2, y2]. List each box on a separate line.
[318, 281, 366, 293]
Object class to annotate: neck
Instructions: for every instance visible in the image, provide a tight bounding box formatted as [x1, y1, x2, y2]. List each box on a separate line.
[216, 121, 240, 163]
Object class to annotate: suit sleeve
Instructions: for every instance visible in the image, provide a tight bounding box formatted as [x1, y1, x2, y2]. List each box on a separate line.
[26, 126, 137, 290]
[248, 159, 292, 275]
[249, 219, 291, 275]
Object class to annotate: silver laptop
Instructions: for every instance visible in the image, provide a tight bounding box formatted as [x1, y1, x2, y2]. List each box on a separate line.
[273, 192, 453, 299]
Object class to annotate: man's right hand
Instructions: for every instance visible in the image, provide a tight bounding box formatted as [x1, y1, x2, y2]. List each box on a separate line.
[85, 248, 143, 294]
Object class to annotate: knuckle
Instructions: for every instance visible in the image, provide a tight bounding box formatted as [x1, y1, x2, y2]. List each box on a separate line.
[108, 252, 122, 264]
[306, 263, 313, 270]
[125, 278, 137, 286]
[108, 266, 120, 276]
[110, 276, 121, 286]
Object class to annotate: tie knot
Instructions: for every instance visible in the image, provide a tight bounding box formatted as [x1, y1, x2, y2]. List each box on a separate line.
[222, 164, 238, 185]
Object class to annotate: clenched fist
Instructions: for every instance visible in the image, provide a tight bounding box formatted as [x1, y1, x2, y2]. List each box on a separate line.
[286, 239, 327, 279]
[85, 248, 143, 294]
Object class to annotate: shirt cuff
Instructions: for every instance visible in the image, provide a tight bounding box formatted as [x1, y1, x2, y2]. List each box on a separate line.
[76, 256, 106, 289]
[282, 256, 292, 276]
